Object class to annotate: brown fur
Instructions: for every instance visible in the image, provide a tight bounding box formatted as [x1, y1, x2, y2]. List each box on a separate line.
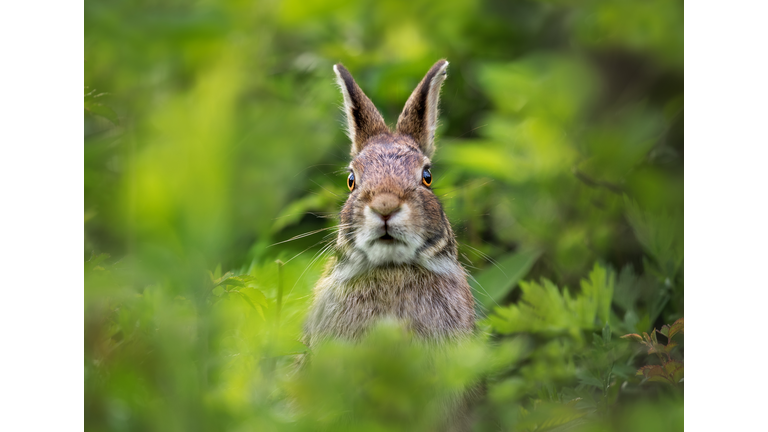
[306, 259, 474, 347]
[305, 60, 473, 346]
[302, 59, 476, 431]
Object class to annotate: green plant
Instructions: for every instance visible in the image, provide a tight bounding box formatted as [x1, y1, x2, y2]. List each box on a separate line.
[84, 0, 683, 429]
[623, 318, 684, 386]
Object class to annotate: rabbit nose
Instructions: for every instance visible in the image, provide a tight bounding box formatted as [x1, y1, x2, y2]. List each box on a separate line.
[370, 193, 401, 220]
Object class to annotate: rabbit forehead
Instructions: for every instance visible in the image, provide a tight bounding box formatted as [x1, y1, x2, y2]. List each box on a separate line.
[351, 140, 429, 187]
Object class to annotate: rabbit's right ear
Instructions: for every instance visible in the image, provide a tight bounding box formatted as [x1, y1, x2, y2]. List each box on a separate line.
[333, 64, 390, 156]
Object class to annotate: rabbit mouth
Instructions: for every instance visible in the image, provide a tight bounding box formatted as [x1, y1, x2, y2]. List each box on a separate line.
[375, 229, 404, 244]
[378, 232, 406, 244]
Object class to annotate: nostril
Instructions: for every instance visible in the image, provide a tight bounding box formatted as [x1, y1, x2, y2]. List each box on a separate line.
[373, 207, 399, 222]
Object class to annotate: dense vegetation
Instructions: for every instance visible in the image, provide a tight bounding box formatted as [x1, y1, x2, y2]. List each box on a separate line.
[85, 0, 683, 430]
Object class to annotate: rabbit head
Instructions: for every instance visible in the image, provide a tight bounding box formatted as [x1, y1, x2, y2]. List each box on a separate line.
[331, 60, 461, 281]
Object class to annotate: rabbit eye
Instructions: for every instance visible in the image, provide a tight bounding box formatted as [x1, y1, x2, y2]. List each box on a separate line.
[422, 168, 432, 187]
[347, 172, 355, 191]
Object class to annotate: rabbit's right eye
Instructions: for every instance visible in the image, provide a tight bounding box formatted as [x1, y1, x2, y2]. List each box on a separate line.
[347, 172, 355, 191]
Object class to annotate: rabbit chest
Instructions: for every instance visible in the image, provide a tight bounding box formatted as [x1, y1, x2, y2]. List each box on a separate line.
[305, 262, 475, 345]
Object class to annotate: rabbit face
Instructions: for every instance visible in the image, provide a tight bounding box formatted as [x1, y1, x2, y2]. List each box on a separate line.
[337, 135, 455, 277]
[330, 60, 459, 280]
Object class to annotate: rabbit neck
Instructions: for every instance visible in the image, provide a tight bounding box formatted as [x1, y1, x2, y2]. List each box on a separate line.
[304, 257, 475, 346]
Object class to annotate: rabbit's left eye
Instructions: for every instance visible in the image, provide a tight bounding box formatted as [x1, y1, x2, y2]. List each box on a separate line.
[422, 168, 432, 187]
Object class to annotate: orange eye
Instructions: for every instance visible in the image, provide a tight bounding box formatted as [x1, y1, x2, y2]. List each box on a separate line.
[422, 168, 432, 187]
[347, 172, 355, 191]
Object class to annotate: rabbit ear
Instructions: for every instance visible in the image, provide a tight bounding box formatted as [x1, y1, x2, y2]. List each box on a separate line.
[333, 64, 390, 156]
[396, 60, 449, 158]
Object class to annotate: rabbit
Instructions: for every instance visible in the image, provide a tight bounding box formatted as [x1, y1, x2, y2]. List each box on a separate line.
[296, 59, 479, 432]
[303, 59, 476, 349]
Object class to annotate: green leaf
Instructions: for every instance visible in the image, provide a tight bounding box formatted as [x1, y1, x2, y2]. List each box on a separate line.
[240, 286, 268, 309]
[576, 370, 603, 389]
[638, 365, 670, 383]
[662, 341, 677, 353]
[215, 274, 256, 288]
[659, 325, 669, 338]
[84, 100, 119, 125]
[235, 290, 265, 320]
[580, 263, 615, 325]
[624, 197, 683, 279]
[271, 191, 339, 234]
[86, 253, 110, 270]
[665, 361, 684, 383]
[212, 271, 233, 287]
[485, 263, 616, 338]
[471, 249, 541, 311]
[667, 317, 684, 340]
[635, 314, 651, 333]
[602, 323, 612, 344]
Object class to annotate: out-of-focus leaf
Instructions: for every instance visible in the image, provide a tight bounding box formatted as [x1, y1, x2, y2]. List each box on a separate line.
[576, 370, 603, 389]
[86, 253, 110, 270]
[666, 361, 684, 383]
[215, 274, 256, 288]
[485, 263, 615, 338]
[271, 190, 339, 234]
[234, 289, 265, 320]
[84, 101, 119, 125]
[667, 317, 684, 340]
[477, 54, 597, 126]
[662, 341, 677, 353]
[580, 263, 615, 325]
[240, 286, 268, 309]
[625, 197, 683, 279]
[471, 248, 541, 311]
[83, 0, 684, 428]
[516, 400, 587, 432]
[621, 333, 643, 342]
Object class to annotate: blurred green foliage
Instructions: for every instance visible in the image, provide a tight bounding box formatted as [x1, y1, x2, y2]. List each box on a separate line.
[85, 0, 683, 430]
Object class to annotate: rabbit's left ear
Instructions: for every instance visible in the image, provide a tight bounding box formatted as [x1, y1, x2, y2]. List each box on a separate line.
[396, 60, 449, 158]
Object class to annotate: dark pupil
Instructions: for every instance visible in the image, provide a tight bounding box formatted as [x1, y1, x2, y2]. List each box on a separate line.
[423, 169, 431, 183]
[348, 173, 354, 188]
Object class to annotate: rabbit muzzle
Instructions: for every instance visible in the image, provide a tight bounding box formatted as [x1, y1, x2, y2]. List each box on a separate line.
[359, 199, 417, 261]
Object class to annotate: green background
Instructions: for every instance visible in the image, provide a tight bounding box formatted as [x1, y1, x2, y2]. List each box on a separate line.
[85, 0, 683, 430]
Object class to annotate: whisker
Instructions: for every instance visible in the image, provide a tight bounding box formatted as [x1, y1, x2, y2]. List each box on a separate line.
[309, 179, 342, 198]
[285, 240, 337, 298]
[306, 212, 340, 220]
[466, 272, 498, 317]
[282, 237, 335, 266]
[461, 243, 507, 277]
[457, 123, 488, 138]
[459, 252, 481, 271]
[270, 224, 351, 246]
